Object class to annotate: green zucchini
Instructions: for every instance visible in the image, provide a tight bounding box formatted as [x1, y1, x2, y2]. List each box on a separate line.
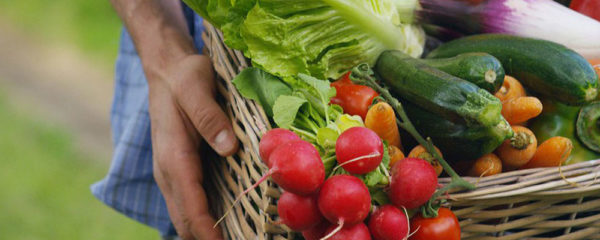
[577, 101, 600, 153]
[402, 100, 513, 161]
[427, 34, 599, 106]
[422, 53, 505, 93]
[375, 50, 503, 127]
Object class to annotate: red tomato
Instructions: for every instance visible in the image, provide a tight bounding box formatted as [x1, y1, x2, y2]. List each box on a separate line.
[331, 72, 353, 86]
[330, 72, 378, 120]
[570, 0, 600, 21]
[409, 208, 460, 240]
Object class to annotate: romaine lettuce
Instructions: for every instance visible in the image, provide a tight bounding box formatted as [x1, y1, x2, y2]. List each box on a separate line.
[183, 0, 424, 79]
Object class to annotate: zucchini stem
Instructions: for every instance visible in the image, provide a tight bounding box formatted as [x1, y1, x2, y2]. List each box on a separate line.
[586, 88, 598, 102]
[484, 69, 496, 84]
[350, 64, 475, 217]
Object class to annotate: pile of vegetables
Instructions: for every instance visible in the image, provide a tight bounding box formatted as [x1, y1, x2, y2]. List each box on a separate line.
[226, 64, 470, 239]
[185, 0, 600, 238]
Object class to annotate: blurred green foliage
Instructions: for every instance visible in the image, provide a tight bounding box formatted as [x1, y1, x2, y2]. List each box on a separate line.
[0, 1, 161, 238]
[0, 0, 122, 65]
[0, 90, 158, 239]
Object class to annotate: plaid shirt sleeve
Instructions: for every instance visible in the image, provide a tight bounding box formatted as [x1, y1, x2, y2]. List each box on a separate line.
[90, 6, 204, 237]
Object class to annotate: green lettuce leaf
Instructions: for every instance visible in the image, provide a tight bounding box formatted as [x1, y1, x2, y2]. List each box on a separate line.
[364, 169, 383, 187]
[381, 140, 390, 169]
[336, 114, 364, 132]
[316, 126, 339, 149]
[370, 187, 390, 205]
[232, 67, 292, 116]
[363, 140, 390, 187]
[272, 95, 308, 129]
[183, 0, 424, 79]
[328, 104, 344, 121]
[292, 74, 336, 120]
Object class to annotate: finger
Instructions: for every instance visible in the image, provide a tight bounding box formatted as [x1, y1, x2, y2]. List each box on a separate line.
[165, 148, 223, 240]
[171, 55, 239, 157]
[149, 83, 224, 240]
[153, 162, 193, 240]
[156, 160, 222, 240]
[150, 83, 196, 239]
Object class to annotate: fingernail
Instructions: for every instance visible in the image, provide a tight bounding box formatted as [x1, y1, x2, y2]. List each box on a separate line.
[214, 129, 234, 154]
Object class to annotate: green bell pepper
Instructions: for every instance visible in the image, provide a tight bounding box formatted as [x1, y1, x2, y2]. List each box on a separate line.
[529, 100, 600, 164]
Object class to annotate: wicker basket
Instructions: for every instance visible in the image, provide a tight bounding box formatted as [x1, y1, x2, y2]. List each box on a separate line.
[201, 22, 600, 240]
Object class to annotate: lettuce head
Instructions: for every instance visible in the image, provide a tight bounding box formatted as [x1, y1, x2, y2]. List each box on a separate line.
[184, 0, 425, 79]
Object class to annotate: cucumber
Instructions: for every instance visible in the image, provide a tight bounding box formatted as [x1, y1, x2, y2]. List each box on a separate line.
[577, 101, 600, 153]
[427, 34, 599, 106]
[375, 50, 503, 127]
[422, 53, 505, 93]
[402, 99, 513, 161]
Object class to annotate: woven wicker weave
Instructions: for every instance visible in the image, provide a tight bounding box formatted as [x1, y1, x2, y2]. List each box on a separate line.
[201, 22, 600, 240]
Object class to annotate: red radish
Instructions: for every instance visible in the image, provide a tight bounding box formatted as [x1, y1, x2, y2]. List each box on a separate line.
[269, 140, 325, 195]
[389, 158, 437, 209]
[302, 221, 331, 240]
[368, 205, 409, 240]
[318, 175, 371, 238]
[322, 223, 372, 240]
[335, 127, 384, 174]
[277, 191, 324, 231]
[259, 128, 301, 166]
[215, 140, 324, 227]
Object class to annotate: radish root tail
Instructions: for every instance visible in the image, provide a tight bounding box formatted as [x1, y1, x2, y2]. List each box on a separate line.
[329, 152, 381, 177]
[213, 168, 275, 228]
[475, 162, 495, 187]
[402, 206, 415, 240]
[320, 219, 344, 240]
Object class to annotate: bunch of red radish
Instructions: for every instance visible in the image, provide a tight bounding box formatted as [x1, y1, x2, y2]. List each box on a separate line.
[259, 127, 443, 240]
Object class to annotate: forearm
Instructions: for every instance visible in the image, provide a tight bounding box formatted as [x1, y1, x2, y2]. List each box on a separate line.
[110, 0, 197, 80]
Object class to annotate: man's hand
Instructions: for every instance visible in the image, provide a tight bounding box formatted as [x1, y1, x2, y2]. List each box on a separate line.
[148, 55, 237, 240]
[109, 1, 238, 239]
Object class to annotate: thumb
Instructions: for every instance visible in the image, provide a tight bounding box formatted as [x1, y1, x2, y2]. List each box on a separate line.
[174, 55, 239, 156]
[190, 97, 238, 156]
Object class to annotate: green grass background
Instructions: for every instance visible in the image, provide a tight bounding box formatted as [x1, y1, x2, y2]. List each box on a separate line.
[0, 89, 158, 239]
[0, 0, 160, 239]
[0, 0, 122, 66]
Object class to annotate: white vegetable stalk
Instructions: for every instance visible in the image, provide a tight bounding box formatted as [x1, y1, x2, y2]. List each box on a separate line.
[418, 0, 600, 59]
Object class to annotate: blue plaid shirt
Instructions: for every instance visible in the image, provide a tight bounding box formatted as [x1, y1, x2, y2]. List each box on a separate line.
[91, 6, 204, 237]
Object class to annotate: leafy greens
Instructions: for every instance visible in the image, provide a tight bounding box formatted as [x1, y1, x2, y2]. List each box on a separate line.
[183, 0, 425, 79]
[233, 67, 392, 203]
